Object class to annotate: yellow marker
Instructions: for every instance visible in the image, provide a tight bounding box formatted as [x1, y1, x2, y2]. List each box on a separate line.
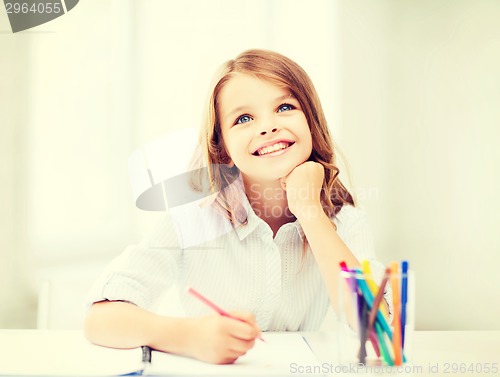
[361, 260, 389, 318]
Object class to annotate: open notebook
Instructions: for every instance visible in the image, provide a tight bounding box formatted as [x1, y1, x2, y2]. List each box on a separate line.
[0, 330, 321, 376]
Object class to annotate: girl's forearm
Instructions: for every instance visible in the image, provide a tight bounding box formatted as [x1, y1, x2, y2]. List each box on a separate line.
[298, 209, 361, 313]
[300, 210, 390, 324]
[84, 301, 191, 355]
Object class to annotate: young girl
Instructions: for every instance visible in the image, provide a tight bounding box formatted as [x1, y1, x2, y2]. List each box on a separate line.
[84, 49, 390, 364]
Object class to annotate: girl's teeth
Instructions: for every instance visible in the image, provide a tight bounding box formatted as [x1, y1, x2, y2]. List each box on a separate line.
[258, 142, 288, 155]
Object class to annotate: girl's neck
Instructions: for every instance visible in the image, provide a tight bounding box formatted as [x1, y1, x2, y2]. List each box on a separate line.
[243, 177, 296, 236]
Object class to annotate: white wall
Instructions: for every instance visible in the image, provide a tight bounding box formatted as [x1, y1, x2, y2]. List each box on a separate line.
[0, 29, 37, 327]
[338, 0, 500, 330]
[1, 0, 499, 330]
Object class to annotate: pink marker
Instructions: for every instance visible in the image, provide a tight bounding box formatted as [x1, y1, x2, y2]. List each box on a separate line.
[187, 287, 265, 342]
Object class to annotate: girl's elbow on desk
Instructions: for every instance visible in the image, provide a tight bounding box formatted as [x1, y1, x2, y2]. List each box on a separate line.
[84, 300, 178, 351]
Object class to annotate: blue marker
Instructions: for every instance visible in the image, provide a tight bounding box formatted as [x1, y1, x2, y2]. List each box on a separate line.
[401, 261, 409, 349]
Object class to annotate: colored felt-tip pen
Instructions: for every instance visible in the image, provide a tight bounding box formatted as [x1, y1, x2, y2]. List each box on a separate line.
[401, 260, 409, 349]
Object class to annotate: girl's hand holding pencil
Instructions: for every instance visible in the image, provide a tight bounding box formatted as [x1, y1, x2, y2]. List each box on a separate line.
[182, 310, 261, 364]
[185, 287, 263, 364]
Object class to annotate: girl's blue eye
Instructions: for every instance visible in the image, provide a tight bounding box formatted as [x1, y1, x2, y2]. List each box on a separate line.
[235, 115, 252, 124]
[278, 103, 295, 112]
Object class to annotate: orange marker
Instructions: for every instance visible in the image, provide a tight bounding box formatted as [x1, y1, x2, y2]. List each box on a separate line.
[390, 262, 402, 365]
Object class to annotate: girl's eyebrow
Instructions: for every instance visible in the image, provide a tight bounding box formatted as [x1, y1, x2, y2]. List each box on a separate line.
[224, 93, 295, 122]
[274, 93, 295, 103]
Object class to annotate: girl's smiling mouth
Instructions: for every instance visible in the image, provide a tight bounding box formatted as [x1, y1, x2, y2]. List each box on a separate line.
[252, 140, 295, 157]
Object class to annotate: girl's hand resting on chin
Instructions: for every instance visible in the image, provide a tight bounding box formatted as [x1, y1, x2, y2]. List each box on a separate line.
[280, 161, 325, 221]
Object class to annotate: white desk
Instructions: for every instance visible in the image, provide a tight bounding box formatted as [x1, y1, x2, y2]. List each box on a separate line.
[305, 331, 500, 376]
[0, 330, 498, 376]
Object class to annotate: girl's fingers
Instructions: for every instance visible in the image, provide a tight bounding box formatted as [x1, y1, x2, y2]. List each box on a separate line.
[228, 310, 256, 324]
[279, 177, 287, 190]
[228, 337, 255, 354]
[230, 320, 261, 341]
[224, 314, 261, 341]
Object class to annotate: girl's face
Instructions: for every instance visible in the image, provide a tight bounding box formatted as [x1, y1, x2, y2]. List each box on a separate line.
[218, 73, 312, 185]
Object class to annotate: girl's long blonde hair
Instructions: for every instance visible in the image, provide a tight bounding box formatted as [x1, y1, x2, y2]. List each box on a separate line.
[191, 49, 354, 226]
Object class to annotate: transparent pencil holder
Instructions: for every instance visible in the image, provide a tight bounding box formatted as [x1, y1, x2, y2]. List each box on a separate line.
[336, 265, 415, 367]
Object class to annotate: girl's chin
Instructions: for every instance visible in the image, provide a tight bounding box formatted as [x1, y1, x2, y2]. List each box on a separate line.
[270, 164, 297, 179]
[242, 168, 295, 184]
[238, 160, 304, 183]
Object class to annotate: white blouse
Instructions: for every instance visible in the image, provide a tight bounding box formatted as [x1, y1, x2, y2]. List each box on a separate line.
[86, 197, 390, 331]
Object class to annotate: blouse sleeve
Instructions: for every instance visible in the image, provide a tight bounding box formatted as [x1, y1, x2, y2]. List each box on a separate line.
[85, 214, 182, 310]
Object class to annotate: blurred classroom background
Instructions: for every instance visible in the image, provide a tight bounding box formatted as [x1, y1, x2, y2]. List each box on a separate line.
[1, 0, 499, 330]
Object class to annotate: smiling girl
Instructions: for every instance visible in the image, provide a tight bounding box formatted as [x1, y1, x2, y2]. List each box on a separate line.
[84, 49, 390, 364]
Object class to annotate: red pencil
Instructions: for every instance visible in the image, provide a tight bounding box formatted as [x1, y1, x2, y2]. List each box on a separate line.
[187, 287, 265, 342]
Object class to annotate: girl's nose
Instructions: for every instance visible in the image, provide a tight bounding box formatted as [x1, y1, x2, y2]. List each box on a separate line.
[260, 127, 278, 136]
